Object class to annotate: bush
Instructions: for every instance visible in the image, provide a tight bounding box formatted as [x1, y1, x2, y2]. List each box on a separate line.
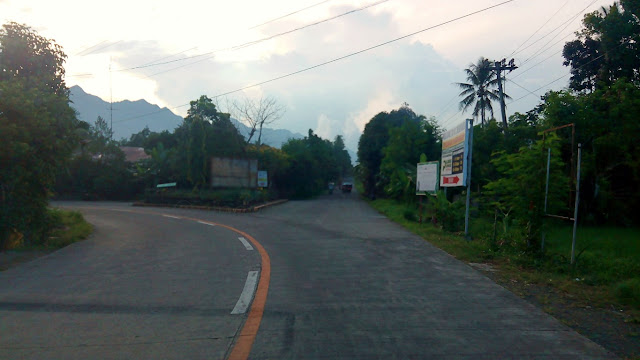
[427, 191, 465, 232]
[46, 209, 92, 248]
[403, 207, 417, 222]
[614, 278, 640, 308]
[143, 188, 274, 208]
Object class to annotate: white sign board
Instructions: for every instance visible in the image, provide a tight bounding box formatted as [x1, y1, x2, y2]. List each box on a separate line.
[257, 170, 268, 188]
[416, 161, 439, 195]
[440, 121, 468, 187]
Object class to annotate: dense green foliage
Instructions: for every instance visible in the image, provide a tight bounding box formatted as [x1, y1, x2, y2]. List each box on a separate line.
[357, 0, 639, 259]
[45, 209, 93, 248]
[357, 104, 441, 198]
[279, 130, 350, 198]
[0, 23, 79, 247]
[563, 1, 639, 92]
[55, 117, 135, 199]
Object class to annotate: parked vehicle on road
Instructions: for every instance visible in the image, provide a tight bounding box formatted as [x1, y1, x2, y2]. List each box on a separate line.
[341, 182, 352, 193]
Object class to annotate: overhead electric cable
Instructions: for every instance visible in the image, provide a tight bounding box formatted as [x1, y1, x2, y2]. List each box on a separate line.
[249, 0, 333, 29]
[74, 40, 109, 56]
[115, 0, 390, 73]
[211, 0, 516, 98]
[235, 0, 390, 51]
[114, 0, 516, 124]
[79, 40, 123, 56]
[519, 13, 582, 66]
[507, 79, 540, 98]
[508, 51, 609, 104]
[506, 0, 570, 58]
[511, 0, 598, 58]
[139, 46, 199, 67]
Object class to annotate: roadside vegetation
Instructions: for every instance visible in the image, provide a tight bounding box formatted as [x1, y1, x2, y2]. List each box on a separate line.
[356, 2, 639, 356]
[1, 22, 353, 249]
[43, 209, 93, 249]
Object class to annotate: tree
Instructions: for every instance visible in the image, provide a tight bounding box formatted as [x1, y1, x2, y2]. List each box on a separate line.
[357, 104, 420, 197]
[541, 80, 640, 225]
[456, 57, 507, 127]
[484, 135, 569, 249]
[279, 130, 348, 198]
[379, 117, 441, 201]
[231, 96, 285, 145]
[0, 23, 78, 246]
[175, 95, 245, 189]
[332, 135, 352, 178]
[562, 2, 640, 92]
[0, 22, 67, 95]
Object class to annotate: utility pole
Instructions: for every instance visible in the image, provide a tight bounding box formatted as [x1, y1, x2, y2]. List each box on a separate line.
[489, 59, 517, 130]
[109, 57, 113, 140]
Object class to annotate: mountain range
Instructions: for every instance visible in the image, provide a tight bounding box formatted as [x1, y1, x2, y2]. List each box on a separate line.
[69, 86, 304, 148]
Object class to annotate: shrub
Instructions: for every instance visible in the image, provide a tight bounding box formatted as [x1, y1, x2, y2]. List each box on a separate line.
[427, 191, 465, 232]
[614, 278, 640, 308]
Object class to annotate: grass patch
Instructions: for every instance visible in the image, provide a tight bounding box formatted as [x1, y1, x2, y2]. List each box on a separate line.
[45, 209, 93, 248]
[545, 227, 640, 283]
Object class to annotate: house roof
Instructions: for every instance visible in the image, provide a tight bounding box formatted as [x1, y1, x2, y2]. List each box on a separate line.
[120, 147, 151, 163]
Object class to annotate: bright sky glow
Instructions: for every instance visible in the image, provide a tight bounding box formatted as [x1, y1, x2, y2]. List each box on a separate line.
[1, 0, 612, 150]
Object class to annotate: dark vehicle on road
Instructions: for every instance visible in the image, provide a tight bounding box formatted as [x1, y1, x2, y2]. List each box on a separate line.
[341, 182, 352, 193]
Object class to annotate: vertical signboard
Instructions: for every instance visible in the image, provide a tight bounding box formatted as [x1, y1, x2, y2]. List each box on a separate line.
[440, 121, 468, 187]
[416, 161, 439, 195]
[257, 170, 268, 188]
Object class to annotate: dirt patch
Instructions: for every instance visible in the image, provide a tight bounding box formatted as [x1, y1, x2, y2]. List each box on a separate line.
[474, 262, 640, 359]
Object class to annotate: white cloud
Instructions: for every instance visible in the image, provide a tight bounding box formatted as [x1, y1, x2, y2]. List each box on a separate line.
[0, 0, 616, 154]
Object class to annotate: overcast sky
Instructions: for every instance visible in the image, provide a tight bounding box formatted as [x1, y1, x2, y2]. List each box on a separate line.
[1, 0, 613, 151]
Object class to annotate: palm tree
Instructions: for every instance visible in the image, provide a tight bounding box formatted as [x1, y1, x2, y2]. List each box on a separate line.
[456, 57, 504, 127]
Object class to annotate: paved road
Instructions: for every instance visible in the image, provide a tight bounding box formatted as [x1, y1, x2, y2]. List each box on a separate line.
[0, 194, 615, 359]
[0, 207, 260, 359]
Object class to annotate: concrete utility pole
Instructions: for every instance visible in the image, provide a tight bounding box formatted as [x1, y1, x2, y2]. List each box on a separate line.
[489, 59, 517, 130]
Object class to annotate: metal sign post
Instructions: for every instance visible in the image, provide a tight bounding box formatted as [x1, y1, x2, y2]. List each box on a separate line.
[416, 161, 439, 224]
[464, 119, 474, 240]
[570, 144, 582, 265]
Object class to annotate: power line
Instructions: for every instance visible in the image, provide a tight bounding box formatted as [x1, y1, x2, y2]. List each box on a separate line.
[510, 47, 564, 80]
[79, 40, 123, 57]
[512, 0, 599, 58]
[506, 0, 570, 58]
[519, 12, 583, 66]
[138, 46, 199, 67]
[113, 0, 516, 124]
[507, 78, 540, 98]
[235, 0, 390, 51]
[508, 51, 610, 105]
[74, 40, 109, 56]
[249, 0, 333, 29]
[211, 0, 516, 98]
[434, 93, 460, 120]
[115, 0, 389, 74]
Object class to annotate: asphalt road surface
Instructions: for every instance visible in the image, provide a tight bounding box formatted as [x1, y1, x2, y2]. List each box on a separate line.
[0, 193, 615, 359]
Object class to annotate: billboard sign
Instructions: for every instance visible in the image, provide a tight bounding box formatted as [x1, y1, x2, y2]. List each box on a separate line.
[440, 121, 468, 187]
[416, 161, 439, 195]
[257, 170, 268, 188]
[210, 157, 258, 188]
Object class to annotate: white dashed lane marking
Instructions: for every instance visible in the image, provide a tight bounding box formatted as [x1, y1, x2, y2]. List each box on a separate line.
[238, 237, 254, 251]
[231, 271, 259, 314]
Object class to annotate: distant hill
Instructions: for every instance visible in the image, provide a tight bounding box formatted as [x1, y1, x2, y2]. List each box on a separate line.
[69, 85, 303, 148]
[230, 119, 304, 148]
